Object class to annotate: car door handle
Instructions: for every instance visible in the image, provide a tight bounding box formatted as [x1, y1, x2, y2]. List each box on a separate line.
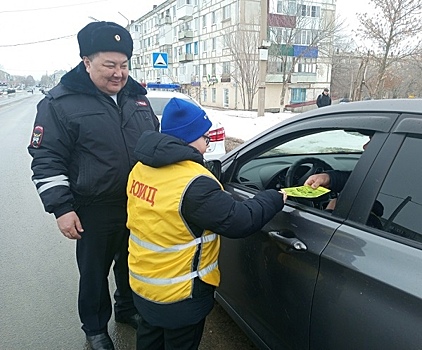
[267, 231, 307, 251]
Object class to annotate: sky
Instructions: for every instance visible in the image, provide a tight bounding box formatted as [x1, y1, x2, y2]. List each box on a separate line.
[0, 0, 367, 81]
[0, 0, 163, 79]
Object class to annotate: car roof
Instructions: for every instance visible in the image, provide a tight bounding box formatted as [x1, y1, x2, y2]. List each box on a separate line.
[304, 99, 422, 118]
[228, 98, 422, 156]
[145, 90, 191, 99]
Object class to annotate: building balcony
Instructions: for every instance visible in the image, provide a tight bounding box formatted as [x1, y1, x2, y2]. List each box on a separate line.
[178, 30, 194, 41]
[221, 73, 231, 82]
[159, 16, 172, 26]
[290, 72, 316, 83]
[177, 4, 193, 20]
[158, 35, 173, 46]
[178, 53, 194, 63]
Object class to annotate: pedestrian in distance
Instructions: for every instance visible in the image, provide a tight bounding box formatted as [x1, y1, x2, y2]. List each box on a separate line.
[28, 21, 160, 350]
[316, 88, 332, 108]
[126, 97, 287, 350]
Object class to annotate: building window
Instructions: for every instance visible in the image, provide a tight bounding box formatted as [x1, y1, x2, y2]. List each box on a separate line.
[300, 4, 320, 17]
[202, 39, 207, 53]
[194, 41, 198, 55]
[223, 5, 231, 20]
[311, 6, 320, 17]
[211, 11, 216, 24]
[223, 89, 229, 107]
[177, 0, 192, 6]
[276, 0, 296, 15]
[268, 60, 283, 73]
[222, 61, 230, 74]
[186, 43, 192, 54]
[211, 63, 216, 76]
[203, 88, 207, 102]
[212, 37, 217, 51]
[202, 14, 207, 28]
[296, 58, 317, 73]
[222, 34, 229, 48]
[212, 88, 216, 102]
[276, 0, 297, 16]
[202, 64, 207, 77]
[295, 29, 318, 45]
[291, 88, 306, 103]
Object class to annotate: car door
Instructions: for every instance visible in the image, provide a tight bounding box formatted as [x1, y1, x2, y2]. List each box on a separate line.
[310, 117, 422, 350]
[216, 112, 397, 350]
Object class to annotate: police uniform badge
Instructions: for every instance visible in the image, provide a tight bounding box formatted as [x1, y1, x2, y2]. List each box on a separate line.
[31, 126, 44, 148]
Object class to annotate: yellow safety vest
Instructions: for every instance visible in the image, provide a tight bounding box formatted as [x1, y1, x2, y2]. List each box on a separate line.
[127, 159, 221, 303]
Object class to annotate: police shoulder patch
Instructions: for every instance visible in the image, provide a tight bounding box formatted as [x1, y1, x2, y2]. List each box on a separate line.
[31, 126, 44, 148]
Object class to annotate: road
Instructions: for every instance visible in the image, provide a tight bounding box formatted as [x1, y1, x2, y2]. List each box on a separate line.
[0, 92, 257, 350]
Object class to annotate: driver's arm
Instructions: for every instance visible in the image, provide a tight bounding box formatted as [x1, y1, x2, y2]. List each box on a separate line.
[326, 170, 351, 193]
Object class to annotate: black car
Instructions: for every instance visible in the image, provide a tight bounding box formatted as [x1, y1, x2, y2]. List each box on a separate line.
[213, 99, 422, 350]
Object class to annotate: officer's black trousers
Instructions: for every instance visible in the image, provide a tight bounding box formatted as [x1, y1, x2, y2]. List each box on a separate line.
[76, 204, 136, 336]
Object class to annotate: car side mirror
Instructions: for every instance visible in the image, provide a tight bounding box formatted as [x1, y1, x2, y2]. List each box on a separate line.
[204, 159, 222, 180]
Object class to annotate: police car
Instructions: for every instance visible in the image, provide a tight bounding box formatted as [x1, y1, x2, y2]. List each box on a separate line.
[145, 83, 226, 161]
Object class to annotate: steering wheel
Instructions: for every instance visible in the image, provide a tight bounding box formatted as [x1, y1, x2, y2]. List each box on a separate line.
[285, 157, 333, 187]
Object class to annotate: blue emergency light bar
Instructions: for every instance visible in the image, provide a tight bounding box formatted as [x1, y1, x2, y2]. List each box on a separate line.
[146, 83, 181, 90]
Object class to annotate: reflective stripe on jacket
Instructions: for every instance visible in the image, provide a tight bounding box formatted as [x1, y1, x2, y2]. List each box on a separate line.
[127, 159, 221, 303]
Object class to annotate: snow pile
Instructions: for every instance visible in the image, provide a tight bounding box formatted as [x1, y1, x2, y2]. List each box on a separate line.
[205, 108, 298, 141]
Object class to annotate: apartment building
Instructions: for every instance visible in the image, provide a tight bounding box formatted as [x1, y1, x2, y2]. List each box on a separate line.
[129, 0, 335, 111]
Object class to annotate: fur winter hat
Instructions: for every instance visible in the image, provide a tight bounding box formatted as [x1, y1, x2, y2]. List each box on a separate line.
[77, 21, 133, 59]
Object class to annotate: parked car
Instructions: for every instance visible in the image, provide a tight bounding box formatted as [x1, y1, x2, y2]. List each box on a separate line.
[146, 89, 226, 160]
[211, 99, 422, 350]
[339, 97, 351, 103]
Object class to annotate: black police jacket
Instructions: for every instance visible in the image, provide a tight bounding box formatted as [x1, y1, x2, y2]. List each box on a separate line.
[28, 62, 160, 218]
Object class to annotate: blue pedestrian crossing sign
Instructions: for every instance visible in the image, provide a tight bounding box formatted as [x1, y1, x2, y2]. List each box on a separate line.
[152, 52, 168, 69]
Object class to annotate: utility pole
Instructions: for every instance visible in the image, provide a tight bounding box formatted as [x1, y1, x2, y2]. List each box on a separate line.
[257, 0, 268, 117]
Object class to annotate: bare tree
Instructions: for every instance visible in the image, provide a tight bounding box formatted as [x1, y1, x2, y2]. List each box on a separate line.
[267, 3, 342, 107]
[356, 0, 422, 99]
[331, 35, 359, 99]
[224, 24, 260, 110]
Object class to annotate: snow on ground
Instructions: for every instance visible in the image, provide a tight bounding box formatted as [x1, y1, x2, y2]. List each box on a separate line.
[204, 108, 298, 141]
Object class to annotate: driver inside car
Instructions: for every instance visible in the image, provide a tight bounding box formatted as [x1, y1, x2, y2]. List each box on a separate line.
[304, 132, 384, 229]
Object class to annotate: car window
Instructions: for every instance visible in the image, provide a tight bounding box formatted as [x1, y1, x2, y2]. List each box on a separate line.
[235, 129, 369, 210]
[368, 136, 422, 244]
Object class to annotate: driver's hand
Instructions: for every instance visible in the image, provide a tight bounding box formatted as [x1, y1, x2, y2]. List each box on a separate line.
[304, 173, 331, 189]
[278, 189, 288, 202]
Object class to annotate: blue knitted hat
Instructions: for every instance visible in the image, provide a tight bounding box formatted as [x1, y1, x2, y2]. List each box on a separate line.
[161, 98, 212, 143]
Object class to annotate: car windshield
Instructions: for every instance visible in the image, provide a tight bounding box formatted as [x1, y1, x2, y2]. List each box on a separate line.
[259, 130, 369, 157]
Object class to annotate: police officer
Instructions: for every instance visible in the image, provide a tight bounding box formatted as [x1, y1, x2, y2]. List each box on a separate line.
[28, 21, 159, 350]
